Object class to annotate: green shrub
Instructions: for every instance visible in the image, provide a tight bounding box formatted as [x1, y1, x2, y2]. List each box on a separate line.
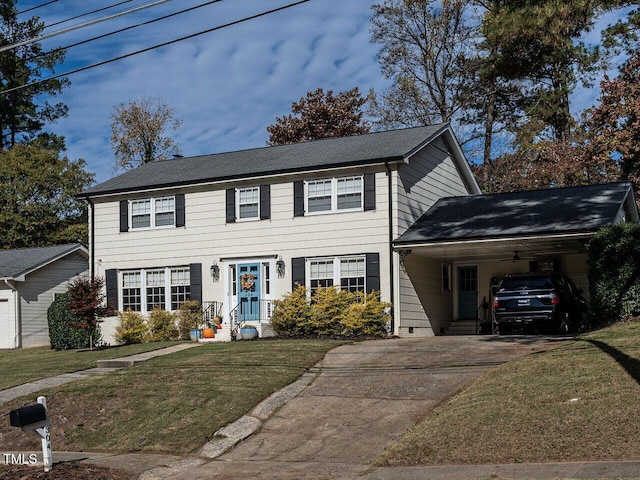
[271, 285, 313, 336]
[177, 301, 202, 340]
[271, 286, 390, 337]
[146, 308, 178, 342]
[47, 292, 101, 350]
[309, 286, 353, 335]
[588, 223, 640, 327]
[342, 291, 391, 335]
[115, 310, 147, 344]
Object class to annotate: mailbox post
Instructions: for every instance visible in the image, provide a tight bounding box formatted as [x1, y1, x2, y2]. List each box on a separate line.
[9, 396, 52, 472]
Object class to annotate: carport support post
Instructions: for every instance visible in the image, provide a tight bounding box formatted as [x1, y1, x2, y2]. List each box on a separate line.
[36, 396, 52, 472]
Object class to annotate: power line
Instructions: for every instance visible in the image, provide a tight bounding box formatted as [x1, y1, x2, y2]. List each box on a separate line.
[42, 0, 137, 30]
[0, 0, 176, 54]
[1, 0, 311, 95]
[30, 0, 225, 62]
[17, 0, 59, 15]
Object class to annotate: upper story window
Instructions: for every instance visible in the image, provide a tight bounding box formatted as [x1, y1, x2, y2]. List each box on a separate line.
[237, 187, 260, 220]
[305, 176, 363, 214]
[130, 196, 175, 230]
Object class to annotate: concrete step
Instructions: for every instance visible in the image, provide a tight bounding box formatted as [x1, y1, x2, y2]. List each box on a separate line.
[447, 320, 479, 335]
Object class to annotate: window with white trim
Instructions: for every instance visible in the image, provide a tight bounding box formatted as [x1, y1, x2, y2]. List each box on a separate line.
[305, 175, 363, 214]
[121, 267, 190, 312]
[237, 187, 260, 220]
[130, 196, 175, 229]
[308, 256, 366, 294]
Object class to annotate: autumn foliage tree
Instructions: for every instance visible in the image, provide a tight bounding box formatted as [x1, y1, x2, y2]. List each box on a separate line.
[583, 52, 640, 196]
[110, 96, 182, 172]
[67, 277, 110, 350]
[267, 87, 370, 145]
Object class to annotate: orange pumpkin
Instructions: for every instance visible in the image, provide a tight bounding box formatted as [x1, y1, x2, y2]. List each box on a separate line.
[202, 328, 215, 338]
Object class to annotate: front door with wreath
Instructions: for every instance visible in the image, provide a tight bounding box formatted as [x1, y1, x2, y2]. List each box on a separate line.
[238, 263, 260, 322]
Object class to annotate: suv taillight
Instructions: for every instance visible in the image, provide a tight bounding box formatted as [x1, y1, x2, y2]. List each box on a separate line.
[551, 291, 560, 305]
[493, 296, 499, 309]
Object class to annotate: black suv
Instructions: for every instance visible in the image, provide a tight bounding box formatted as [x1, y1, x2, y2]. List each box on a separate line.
[493, 272, 587, 334]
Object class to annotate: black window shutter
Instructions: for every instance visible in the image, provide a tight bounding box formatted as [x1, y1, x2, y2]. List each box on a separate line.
[293, 181, 305, 217]
[260, 185, 271, 220]
[366, 253, 380, 293]
[364, 173, 376, 211]
[226, 188, 236, 223]
[175, 193, 185, 227]
[105, 269, 118, 312]
[291, 257, 305, 290]
[190, 263, 202, 304]
[119, 200, 129, 232]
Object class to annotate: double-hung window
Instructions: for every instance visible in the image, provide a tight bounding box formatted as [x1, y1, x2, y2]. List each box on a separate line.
[130, 196, 175, 229]
[237, 187, 260, 220]
[305, 175, 363, 214]
[308, 256, 366, 295]
[121, 267, 190, 312]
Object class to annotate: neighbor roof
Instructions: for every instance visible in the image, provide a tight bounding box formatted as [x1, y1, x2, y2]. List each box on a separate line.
[394, 182, 637, 246]
[0, 244, 88, 280]
[81, 124, 451, 197]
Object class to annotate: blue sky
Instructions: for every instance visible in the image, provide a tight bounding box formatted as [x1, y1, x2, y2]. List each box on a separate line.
[15, 1, 630, 184]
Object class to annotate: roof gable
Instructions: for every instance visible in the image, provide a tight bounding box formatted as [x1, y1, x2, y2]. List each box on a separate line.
[395, 182, 637, 245]
[0, 244, 88, 280]
[81, 124, 471, 197]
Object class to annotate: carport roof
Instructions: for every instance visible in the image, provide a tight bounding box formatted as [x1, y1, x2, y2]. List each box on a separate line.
[395, 182, 637, 247]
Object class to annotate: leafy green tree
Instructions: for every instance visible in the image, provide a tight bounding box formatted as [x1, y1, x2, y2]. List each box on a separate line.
[267, 87, 370, 145]
[0, 145, 94, 248]
[110, 96, 182, 171]
[481, 0, 603, 143]
[0, 0, 69, 149]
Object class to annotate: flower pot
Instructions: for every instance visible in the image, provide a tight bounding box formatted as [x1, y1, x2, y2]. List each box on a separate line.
[189, 329, 202, 341]
[239, 326, 258, 340]
[202, 327, 215, 338]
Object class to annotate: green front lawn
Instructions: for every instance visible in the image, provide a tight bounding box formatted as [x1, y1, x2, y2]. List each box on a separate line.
[0, 342, 183, 390]
[0, 339, 345, 454]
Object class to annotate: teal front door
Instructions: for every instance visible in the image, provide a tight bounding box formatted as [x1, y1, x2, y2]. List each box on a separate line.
[238, 263, 260, 322]
[457, 266, 478, 319]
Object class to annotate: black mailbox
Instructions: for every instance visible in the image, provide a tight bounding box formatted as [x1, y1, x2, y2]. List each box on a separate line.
[10, 404, 47, 428]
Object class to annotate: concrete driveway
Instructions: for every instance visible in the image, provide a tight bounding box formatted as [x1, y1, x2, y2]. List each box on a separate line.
[156, 335, 561, 480]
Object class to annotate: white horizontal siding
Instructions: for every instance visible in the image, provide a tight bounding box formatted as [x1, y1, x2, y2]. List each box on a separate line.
[92, 168, 393, 307]
[395, 136, 471, 235]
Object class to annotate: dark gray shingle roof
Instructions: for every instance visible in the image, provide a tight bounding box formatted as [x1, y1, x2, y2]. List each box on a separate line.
[81, 125, 448, 197]
[395, 182, 636, 245]
[0, 244, 86, 279]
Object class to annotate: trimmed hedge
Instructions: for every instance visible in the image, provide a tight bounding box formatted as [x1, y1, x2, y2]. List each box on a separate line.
[588, 223, 640, 326]
[47, 292, 101, 350]
[271, 286, 391, 337]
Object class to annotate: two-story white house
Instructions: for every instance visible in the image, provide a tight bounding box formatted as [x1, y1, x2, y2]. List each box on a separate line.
[80, 124, 481, 341]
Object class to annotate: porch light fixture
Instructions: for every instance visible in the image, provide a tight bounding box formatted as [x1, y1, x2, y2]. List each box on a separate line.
[210, 261, 220, 282]
[276, 255, 285, 278]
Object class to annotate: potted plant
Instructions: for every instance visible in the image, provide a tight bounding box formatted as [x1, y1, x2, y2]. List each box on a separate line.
[239, 324, 258, 340]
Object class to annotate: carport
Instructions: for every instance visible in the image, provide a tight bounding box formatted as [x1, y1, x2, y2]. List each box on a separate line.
[393, 182, 639, 336]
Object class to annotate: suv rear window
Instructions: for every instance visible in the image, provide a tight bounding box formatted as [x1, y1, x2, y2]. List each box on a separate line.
[499, 277, 554, 291]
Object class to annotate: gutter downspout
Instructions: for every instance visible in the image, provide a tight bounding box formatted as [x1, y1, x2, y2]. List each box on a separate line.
[385, 162, 395, 334]
[4, 278, 19, 348]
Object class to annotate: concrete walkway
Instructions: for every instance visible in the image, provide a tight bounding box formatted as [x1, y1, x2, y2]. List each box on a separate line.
[4, 337, 640, 479]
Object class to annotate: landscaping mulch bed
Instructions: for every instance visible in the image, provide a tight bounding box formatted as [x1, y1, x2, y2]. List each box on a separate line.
[0, 462, 136, 480]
